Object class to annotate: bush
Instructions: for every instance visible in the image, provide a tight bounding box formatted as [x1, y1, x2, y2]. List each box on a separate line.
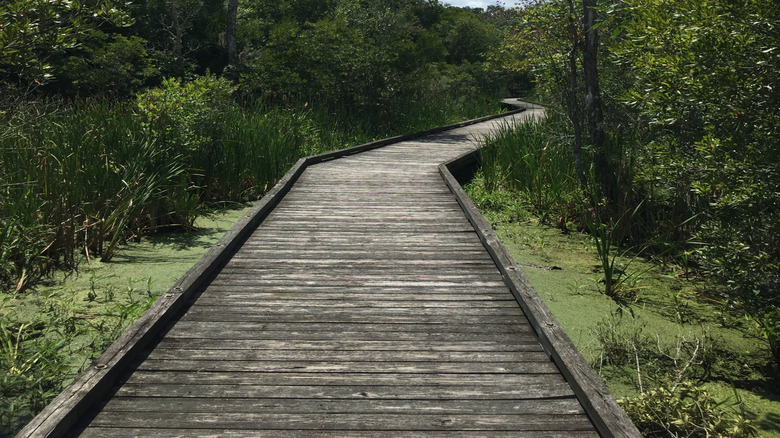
[621, 382, 756, 438]
[58, 32, 158, 98]
[136, 74, 237, 155]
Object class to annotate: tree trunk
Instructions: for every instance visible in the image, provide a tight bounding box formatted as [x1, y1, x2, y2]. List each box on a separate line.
[171, 0, 183, 59]
[226, 0, 239, 79]
[582, 0, 612, 203]
[566, 0, 587, 190]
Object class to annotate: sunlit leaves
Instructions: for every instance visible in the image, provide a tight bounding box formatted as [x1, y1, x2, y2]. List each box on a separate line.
[0, 0, 131, 85]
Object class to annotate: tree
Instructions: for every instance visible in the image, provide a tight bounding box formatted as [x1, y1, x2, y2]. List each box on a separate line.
[0, 0, 131, 87]
[436, 7, 502, 65]
[129, 0, 226, 77]
[56, 32, 158, 97]
[581, 0, 610, 201]
[614, 0, 780, 364]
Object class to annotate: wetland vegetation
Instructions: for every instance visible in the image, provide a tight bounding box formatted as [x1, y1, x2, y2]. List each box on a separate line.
[2, 1, 519, 434]
[2, 0, 778, 436]
[466, 0, 778, 434]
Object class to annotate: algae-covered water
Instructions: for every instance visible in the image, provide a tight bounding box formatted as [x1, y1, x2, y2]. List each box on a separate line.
[491, 217, 780, 437]
[3, 200, 778, 436]
[3, 203, 251, 323]
[0, 205, 251, 435]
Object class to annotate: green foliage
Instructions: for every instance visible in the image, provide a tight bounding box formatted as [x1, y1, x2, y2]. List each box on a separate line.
[436, 7, 502, 65]
[612, 0, 780, 364]
[465, 172, 530, 226]
[58, 32, 158, 97]
[137, 74, 236, 154]
[0, 284, 156, 436]
[589, 312, 756, 437]
[0, 0, 132, 85]
[584, 209, 642, 306]
[478, 114, 579, 223]
[238, 0, 512, 123]
[0, 320, 69, 434]
[621, 382, 756, 438]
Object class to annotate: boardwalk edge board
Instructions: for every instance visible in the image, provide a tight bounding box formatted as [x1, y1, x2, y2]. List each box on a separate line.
[439, 150, 642, 438]
[18, 109, 524, 438]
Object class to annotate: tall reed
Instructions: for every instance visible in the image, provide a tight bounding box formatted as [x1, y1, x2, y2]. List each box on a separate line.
[478, 116, 580, 223]
[1, 78, 505, 292]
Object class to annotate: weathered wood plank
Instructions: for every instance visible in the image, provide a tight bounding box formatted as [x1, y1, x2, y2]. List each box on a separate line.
[121, 371, 557, 386]
[207, 279, 508, 288]
[183, 299, 519, 308]
[172, 308, 526, 322]
[193, 292, 511, 301]
[199, 285, 506, 296]
[227, 250, 495, 261]
[100, 397, 585, 415]
[77, 429, 599, 438]
[85, 412, 596, 431]
[154, 338, 541, 351]
[165, 321, 535, 338]
[136, 359, 559, 374]
[217, 266, 501, 275]
[171, 314, 529, 326]
[113, 382, 575, 399]
[145, 349, 548, 363]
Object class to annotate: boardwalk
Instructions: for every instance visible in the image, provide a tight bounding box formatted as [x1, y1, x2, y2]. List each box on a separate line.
[20, 107, 639, 437]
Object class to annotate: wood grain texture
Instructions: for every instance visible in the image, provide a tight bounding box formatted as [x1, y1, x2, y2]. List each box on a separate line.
[20, 104, 633, 437]
[439, 141, 641, 435]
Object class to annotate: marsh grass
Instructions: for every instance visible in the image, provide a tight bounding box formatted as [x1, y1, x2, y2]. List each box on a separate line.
[478, 116, 580, 224]
[0, 86, 504, 434]
[0, 94, 325, 290]
[0, 87, 503, 293]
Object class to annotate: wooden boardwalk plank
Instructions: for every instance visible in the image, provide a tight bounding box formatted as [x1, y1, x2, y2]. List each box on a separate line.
[84, 412, 596, 431]
[20, 107, 638, 437]
[99, 397, 585, 415]
[78, 430, 599, 438]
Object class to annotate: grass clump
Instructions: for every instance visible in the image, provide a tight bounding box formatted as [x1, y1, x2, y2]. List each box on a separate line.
[0, 319, 69, 433]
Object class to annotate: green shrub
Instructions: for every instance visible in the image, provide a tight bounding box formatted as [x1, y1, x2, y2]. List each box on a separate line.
[58, 32, 158, 97]
[136, 74, 236, 155]
[620, 382, 756, 438]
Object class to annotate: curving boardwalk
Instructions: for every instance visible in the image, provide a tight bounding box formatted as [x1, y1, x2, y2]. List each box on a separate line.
[20, 106, 639, 437]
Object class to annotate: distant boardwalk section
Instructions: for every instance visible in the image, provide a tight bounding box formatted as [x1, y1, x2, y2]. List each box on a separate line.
[19, 105, 640, 437]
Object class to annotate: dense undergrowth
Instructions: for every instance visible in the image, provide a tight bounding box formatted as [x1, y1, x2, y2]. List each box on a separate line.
[0, 74, 504, 294]
[467, 114, 779, 437]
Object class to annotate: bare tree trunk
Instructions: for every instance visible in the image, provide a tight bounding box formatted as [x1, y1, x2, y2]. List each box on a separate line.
[582, 0, 612, 202]
[226, 0, 239, 80]
[565, 0, 587, 190]
[171, 0, 183, 59]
